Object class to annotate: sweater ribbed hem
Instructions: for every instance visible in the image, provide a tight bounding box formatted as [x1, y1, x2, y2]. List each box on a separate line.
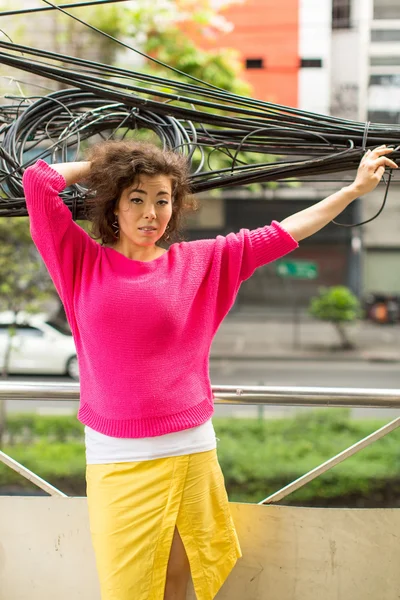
[250, 220, 298, 269]
[78, 398, 214, 438]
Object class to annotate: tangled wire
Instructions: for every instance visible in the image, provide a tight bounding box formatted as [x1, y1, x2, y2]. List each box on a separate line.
[0, 4, 399, 219]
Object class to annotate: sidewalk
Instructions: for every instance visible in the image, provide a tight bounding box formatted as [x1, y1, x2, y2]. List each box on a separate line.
[210, 307, 400, 362]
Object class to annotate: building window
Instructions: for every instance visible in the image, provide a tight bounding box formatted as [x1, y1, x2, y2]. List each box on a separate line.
[245, 58, 264, 70]
[332, 0, 351, 29]
[374, 0, 400, 19]
[300, 58, 323, 68]
[371, 29, 400, 42]
[370, 73, 400, 85]
[368, 73, 400, 124]
[368, 110, 400, 123]
[370, 56, 400, 66]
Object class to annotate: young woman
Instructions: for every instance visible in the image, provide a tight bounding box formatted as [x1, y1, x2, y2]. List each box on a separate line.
[22, 142, 396, 600]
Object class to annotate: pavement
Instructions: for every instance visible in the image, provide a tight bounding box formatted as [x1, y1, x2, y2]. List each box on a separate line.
[210, 306, 400, 363]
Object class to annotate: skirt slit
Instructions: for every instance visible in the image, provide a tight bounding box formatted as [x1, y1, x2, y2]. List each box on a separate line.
[86, 450, 241, 600]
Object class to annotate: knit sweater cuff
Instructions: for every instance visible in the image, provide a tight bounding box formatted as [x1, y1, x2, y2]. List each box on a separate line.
[249, 220, 298, 268]
[35, 159, 67, 190]
[23, 159, 67, 213]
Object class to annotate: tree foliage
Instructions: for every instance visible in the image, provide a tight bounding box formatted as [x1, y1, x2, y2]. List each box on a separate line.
[0, 218, 55, 316]
[3, 0, 248, 93]
[0, 217, 56, 373]
[309, 286, 362, 350]
[144, 29, 250, 95]
[3, 412, 400, 506]
[0, 217, 57, 444]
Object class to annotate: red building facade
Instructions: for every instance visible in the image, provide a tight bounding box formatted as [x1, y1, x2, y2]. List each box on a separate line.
[203, 0, 300, 106]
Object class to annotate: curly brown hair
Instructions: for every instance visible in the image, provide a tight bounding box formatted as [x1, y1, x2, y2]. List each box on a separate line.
[84, 141, 195, 245]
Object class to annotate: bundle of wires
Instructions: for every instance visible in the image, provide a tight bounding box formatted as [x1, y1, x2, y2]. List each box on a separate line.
[0, 0, 399, 218]
[0, 90, 199, 217]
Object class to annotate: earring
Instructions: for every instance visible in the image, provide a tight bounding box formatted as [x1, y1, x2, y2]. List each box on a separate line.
[112, 214, 119, 238]
[165, 224, 171, 241]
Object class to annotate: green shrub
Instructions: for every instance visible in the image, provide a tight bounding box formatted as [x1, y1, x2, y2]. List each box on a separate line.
[309, 286, 362, 349]
[1, 411, 399, 505]
[309, 286, 361, 322]
[214, 410, 400, 503]
[0, 441, 86, 492]
[6, 413, 84, 444]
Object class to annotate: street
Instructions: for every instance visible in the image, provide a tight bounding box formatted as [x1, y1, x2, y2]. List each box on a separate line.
[4, 359, 400, 420]
[210, 358, 400, 387]
[210, 358, 400, 419]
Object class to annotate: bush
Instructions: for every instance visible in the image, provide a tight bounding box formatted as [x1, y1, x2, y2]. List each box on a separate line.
[0, 441, 86, 494]
[5, 413, 84, 444]
[309, 286, 362, 349]
[1, 411, 400, 505]
[215, 411, 400, 504]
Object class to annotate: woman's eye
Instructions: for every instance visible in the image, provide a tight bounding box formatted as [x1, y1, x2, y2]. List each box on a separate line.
[130, 198, 142, 204]
[158, 200, 168, 206]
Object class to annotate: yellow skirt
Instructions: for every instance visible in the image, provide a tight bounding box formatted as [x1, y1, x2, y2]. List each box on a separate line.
[86, 449, 241, 600]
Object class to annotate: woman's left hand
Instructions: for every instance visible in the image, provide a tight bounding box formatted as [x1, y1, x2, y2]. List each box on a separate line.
[350, 145, 398, 196]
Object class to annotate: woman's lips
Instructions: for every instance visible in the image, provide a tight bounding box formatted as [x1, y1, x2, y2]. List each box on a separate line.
[138, 227, 157, 234]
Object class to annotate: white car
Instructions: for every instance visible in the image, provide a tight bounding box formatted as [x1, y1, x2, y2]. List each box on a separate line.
[0, 313, 79, 380]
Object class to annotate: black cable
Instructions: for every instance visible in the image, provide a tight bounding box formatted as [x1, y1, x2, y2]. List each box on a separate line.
[332, 121, 391, 228]
[332, 170, 393, 228]
[0, 41, 399, 219]
[0, 0, 130, 18]
[40, 0, 228, 93]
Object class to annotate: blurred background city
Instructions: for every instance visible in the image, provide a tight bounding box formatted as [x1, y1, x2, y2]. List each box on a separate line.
[0, 0, 399, 509]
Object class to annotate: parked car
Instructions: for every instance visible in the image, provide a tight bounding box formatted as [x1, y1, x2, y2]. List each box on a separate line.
[0, 313, 79, 379]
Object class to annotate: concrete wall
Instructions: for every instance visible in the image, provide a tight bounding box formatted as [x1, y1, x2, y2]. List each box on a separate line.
[361, 182, 400, 294]
[298, 0, 332, 114]
[364, 250, 400, 294]
[368, 15, 400, 123]
[1, 497, 400, 600]
[363, 183, 400, 248]
[330, 28, 360, 119]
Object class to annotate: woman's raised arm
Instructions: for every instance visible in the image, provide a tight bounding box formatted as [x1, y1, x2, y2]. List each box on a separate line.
[280, 146, 398, 242]
[49, 161, 91, 186]
[23, 159, 99, 329]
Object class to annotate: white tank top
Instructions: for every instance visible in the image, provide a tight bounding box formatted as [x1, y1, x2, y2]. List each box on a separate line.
[85, 419, 217, 464]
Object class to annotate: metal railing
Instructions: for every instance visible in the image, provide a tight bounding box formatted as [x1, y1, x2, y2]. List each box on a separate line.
[1, 382, 399, 502]
[1, 381, 400, 407]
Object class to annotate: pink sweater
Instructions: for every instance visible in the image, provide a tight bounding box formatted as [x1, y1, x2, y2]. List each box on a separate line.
[23, 160, 298, 437]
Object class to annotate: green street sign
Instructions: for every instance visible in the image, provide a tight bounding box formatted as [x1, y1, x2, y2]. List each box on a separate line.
[275, 260, 318, 280]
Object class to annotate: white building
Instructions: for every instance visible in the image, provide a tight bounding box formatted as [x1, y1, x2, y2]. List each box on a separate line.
[330, 0, 400, 124]
[297, 0, 400, 297]
[298, 0, 332, 116]
[331, 0, 400, 296]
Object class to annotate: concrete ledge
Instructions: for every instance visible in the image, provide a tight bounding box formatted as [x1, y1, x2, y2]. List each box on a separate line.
[1, 497, 400, 599]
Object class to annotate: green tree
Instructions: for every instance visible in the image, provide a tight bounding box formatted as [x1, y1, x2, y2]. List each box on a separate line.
[2, 0, 246, 90]
[66, 1, 261, 177]
[0, 218, 55, 326]
[0, 218, 56, 445]
[142, 21, 250, 95]
[309, 286, 362, 350]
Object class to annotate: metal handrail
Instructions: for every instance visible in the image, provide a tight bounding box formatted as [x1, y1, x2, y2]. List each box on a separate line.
[1, 381, 400, 407]
[259, 415, 400, 504]
[1, 382, 399, 501]
[0, 450, 67, 497]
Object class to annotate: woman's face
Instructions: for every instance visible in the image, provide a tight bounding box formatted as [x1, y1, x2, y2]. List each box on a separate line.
[115, 175, 173, 247]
